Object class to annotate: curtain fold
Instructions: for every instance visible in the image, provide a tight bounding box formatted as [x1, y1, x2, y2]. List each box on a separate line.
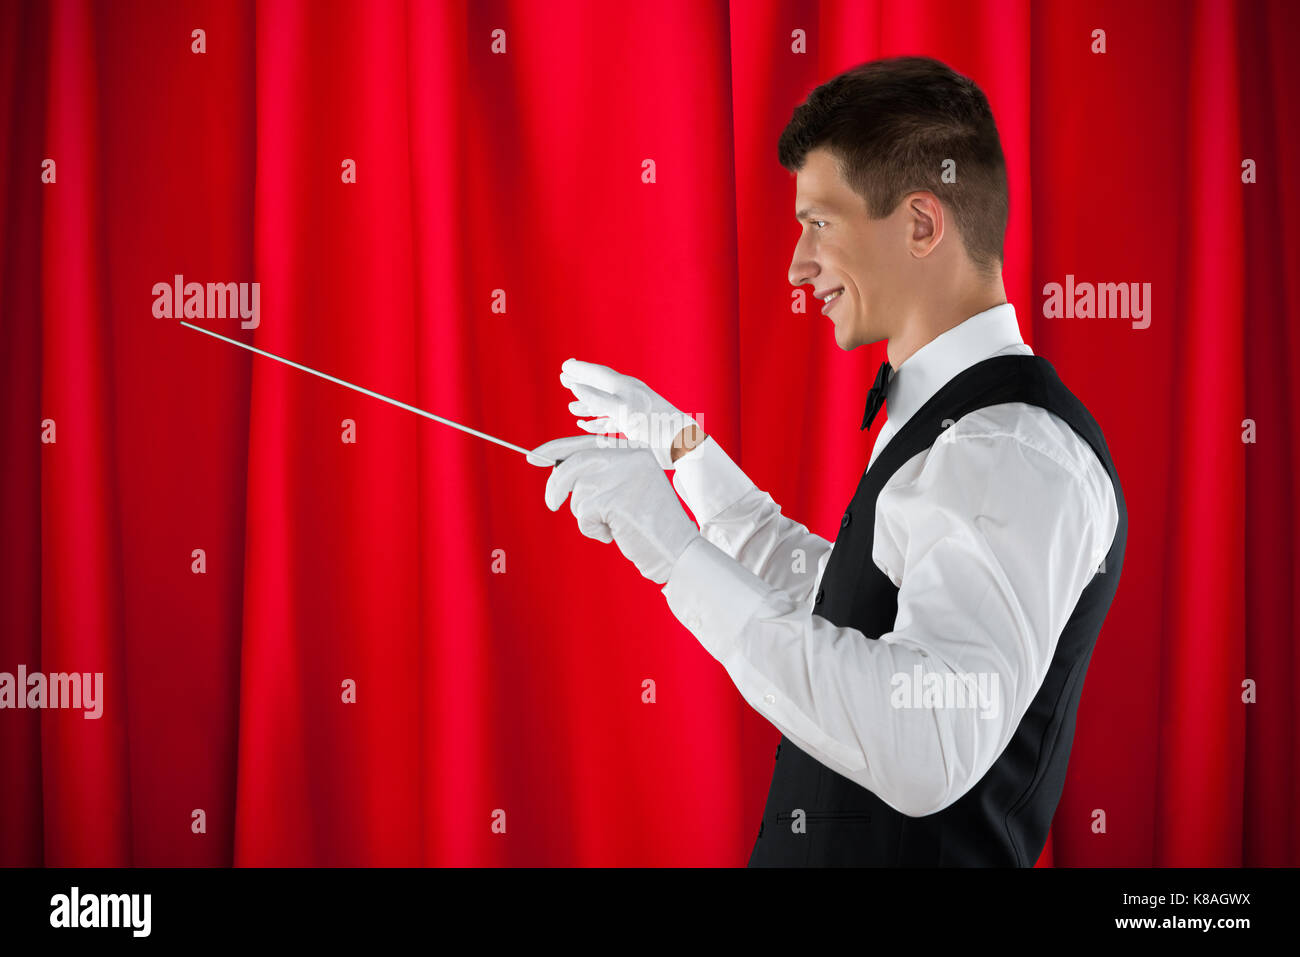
[0, 0, 1294, 866]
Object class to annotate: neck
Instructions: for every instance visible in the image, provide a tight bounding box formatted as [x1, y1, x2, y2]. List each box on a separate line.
[886, 275, 1008, 370]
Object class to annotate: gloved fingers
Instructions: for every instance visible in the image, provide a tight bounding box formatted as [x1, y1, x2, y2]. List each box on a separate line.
[572, 491, 615, 544]
[561, 379, 621, 414]
[542, 447, 614, 511]
[527, 434, 603, 468]
[560, 358, 626, 394]
[574, 416, 614, 434]
[564, 379, 621, 415]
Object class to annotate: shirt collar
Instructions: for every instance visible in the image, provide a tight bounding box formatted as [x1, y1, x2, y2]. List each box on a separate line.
[885, 302, 1026, 430]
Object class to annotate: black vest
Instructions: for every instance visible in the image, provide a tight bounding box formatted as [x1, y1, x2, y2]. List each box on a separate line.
[748, 354, 1127, 867]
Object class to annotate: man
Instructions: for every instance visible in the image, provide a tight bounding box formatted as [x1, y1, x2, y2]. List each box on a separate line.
[529, 56, 1126, 867]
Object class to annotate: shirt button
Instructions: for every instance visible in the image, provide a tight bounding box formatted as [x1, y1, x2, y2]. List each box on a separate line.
[815, 588, 825, 605]
[762, 692, 776, 706]
[841, 510, 852, 528]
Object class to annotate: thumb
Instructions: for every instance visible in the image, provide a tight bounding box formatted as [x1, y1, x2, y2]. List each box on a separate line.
[527, 434, 604, 467]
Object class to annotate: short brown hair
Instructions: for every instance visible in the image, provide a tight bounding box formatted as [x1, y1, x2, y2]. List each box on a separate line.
[778, 55, 1009, 279]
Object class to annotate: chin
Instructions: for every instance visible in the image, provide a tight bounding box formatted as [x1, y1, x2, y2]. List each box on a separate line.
[833, 323, 862, 351]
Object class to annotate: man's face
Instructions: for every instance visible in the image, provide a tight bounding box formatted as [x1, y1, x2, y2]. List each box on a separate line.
[788, 146, 908, 351]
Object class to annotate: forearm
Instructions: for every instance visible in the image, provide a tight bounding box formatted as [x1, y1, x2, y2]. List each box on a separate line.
[670, 432, 831, 603]
[670, 422, 708, 462]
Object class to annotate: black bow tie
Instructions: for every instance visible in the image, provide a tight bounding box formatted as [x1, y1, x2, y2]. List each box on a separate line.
[860, 360, 894, 431]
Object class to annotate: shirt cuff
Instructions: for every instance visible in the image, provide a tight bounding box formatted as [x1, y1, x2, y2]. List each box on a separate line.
[661, 535, 775, 662]
[670, 436, 756, 527]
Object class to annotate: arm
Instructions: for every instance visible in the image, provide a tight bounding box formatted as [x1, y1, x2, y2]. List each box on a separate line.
[661, 422, 1118, 817]
[670, 433, 832, 606]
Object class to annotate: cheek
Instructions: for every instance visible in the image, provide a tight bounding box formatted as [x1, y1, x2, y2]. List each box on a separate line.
[842, 250, 871, 297]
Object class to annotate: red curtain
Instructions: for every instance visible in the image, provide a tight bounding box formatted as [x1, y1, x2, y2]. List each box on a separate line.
[1, 0, 1295, 867]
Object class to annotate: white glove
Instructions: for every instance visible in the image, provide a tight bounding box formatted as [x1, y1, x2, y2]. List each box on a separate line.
[527, 435, 700, 585]
[559, 358, 697, 470]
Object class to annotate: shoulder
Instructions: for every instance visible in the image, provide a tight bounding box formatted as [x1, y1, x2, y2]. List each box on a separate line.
[941, 403, 1107, 488]
[884, 402, 1116, 528]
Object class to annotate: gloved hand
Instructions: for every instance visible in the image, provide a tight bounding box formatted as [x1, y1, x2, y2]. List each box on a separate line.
[559, 358, 698, 470]
[527, 435, 701, 585]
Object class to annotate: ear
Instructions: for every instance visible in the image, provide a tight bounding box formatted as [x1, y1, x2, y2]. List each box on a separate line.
[904, 191, 945, 258]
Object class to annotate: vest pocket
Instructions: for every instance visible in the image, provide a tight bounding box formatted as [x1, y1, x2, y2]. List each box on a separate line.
[775, 811, 873, 825]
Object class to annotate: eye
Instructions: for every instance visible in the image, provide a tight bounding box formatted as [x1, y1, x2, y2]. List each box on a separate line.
[812, 220, 827, 229]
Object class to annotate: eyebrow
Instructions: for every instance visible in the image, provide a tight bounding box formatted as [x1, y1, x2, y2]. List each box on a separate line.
[796, 206, 831, 220]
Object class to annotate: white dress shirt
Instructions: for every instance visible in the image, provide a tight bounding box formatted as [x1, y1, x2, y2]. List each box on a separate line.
[661, 303, 1119, 817]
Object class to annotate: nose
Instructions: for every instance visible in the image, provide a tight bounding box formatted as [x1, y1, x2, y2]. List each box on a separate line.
[788, 229, 817, 289]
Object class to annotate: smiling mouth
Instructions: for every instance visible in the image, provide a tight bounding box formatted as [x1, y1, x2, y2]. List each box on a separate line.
[821, 288, 844, 316]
